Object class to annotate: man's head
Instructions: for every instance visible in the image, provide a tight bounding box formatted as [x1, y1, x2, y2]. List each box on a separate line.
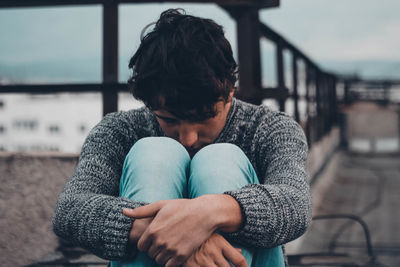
[128, 8, 237, 121]
[128, 9, 237, 156]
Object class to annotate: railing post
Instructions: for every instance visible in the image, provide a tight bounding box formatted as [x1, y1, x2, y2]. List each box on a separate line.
[383, 82, 390, 105]
[276, 41, 285, 112]
[102, 3, 119, 116]
[235, 7, 262, 105]
[305, 63, 311, 147]
[315, 69, 322, 141]
[344, 81, 350, 105]
[320, 75, 327, 135]
[330, 75, 338, 128]
[324, 76, 330, 133]
[292, 54, 299, 122]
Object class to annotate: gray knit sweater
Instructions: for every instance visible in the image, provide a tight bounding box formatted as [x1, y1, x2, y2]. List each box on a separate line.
[53, 98, 311, 260]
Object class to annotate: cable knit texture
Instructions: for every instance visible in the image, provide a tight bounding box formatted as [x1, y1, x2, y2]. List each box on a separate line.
[53, 98, 312, 260]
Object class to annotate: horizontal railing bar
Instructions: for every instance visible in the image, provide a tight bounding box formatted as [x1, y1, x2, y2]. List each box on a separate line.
[0, 83, 129, 94]
[345, 80, 400, 86]
[0, 83, 322, 101]
[262, 87, 289, 99]
[0, 0, 279, 8]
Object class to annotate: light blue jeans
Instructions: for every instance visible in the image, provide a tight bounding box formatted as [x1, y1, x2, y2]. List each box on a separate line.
[111, 137, 284, 267]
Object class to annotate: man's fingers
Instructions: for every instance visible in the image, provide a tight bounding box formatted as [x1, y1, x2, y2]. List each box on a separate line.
[222, 244, 248, 267]
[155, 250, 173, 266]
[165, 255, 187, 267]
[123, 201, 163, 218]
[214, 254, 232, 267]
[130, 217, 153, 243]
[136, 231, 152, 252]
[182, 254, 197, 267]
[147, 243, 162, 259]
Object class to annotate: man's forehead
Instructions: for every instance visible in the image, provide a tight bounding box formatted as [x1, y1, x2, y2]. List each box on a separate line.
[154, 110, 176, 118]
[154, 107, 218, 122]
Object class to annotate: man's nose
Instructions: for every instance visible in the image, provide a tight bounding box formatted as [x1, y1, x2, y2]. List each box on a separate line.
[178, 127, 198, 148]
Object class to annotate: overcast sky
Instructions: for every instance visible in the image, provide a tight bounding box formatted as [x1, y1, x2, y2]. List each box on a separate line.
[0, 0, 399, 80]
[261, 0, 400, 61]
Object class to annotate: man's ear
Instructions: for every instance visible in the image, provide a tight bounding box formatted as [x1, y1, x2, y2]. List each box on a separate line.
[218, 90, 234, 103]
[228, 90, 234, 102]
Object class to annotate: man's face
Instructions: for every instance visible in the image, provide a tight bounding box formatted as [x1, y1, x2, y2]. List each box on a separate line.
[154, 98, 232, 158]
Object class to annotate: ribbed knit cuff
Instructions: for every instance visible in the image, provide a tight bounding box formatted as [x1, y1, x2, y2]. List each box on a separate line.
[224, 184, 277, 248]
[102, 198, 145, 260]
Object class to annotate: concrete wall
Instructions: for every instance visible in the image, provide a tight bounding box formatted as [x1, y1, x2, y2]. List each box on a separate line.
[0, 153, 77, 266]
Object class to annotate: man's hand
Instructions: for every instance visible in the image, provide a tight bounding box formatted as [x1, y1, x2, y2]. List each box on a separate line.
[123, 194, 243, 267]
[128, 217, 153, 244]
[183, 233, 248, 267]
[123, 197, 218, 267]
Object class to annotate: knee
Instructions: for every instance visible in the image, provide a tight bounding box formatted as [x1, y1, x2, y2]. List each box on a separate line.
[121, 137, 190, 199]
[129, 136, 186, 153]
[190, 143, 250, 177]
[188, 143, 256, 196]
[127, 137, 190, 163]
[191, 143, 247, 166]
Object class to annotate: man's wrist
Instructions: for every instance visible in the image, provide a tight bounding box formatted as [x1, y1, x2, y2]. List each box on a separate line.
[198, 194, 243, 233]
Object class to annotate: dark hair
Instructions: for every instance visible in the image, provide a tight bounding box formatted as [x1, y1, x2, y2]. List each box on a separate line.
[128, 9, 237, 121]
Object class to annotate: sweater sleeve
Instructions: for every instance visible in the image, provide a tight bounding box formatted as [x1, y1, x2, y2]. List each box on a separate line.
[52, 112, 146, 260]
[224, 113, 312, 248]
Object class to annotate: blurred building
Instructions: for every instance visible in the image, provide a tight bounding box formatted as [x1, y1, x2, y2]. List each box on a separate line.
[0, 92, 143, 153]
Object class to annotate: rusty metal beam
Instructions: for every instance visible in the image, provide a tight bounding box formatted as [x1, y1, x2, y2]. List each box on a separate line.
[342, 79, 400, 86]
[276, 40, 285, 112]
[305, 63, 311, 146]
[329, 75, 338, 127]
[0, 0, 279, 8]
[292, 54, 299, 122]
[0, 83, 128, 94]
[102, 3, 118, 115]
[233, 7, 262, 105]
[315, 70, 322, 141]
[262, 87, 289, 99]
[0, 83, 290, 100]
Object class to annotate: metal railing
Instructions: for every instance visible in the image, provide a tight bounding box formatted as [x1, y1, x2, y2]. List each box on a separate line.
[258, 22, 338, 148]
[0, 0, 340, 151]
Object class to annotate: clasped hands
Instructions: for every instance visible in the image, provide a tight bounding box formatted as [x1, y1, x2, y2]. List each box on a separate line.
[123, 194, 248, 267]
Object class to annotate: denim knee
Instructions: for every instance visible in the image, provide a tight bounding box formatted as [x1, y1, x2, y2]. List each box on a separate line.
[189, 143, 259, 197]
[128, 137, 189, 159]
[191, 143, 252, 174]
[120, 137, 190, 201]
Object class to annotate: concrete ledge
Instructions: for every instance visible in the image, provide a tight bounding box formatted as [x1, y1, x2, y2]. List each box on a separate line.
[0, 152, 78, 158]
[0, 128, 343, 266]
[276, 127, 342, 254]
[307, 126, 341, 183]
[0, 152, 78, 266]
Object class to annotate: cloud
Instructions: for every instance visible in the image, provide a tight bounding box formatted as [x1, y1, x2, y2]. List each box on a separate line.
[0, 6, 101, 63]
[260, 0, 400, 61]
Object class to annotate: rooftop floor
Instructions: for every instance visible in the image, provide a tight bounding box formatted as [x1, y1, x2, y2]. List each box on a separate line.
[291, 150, 400, 267]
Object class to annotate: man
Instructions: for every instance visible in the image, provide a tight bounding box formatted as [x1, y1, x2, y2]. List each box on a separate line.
[53, 9, 311, 267]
